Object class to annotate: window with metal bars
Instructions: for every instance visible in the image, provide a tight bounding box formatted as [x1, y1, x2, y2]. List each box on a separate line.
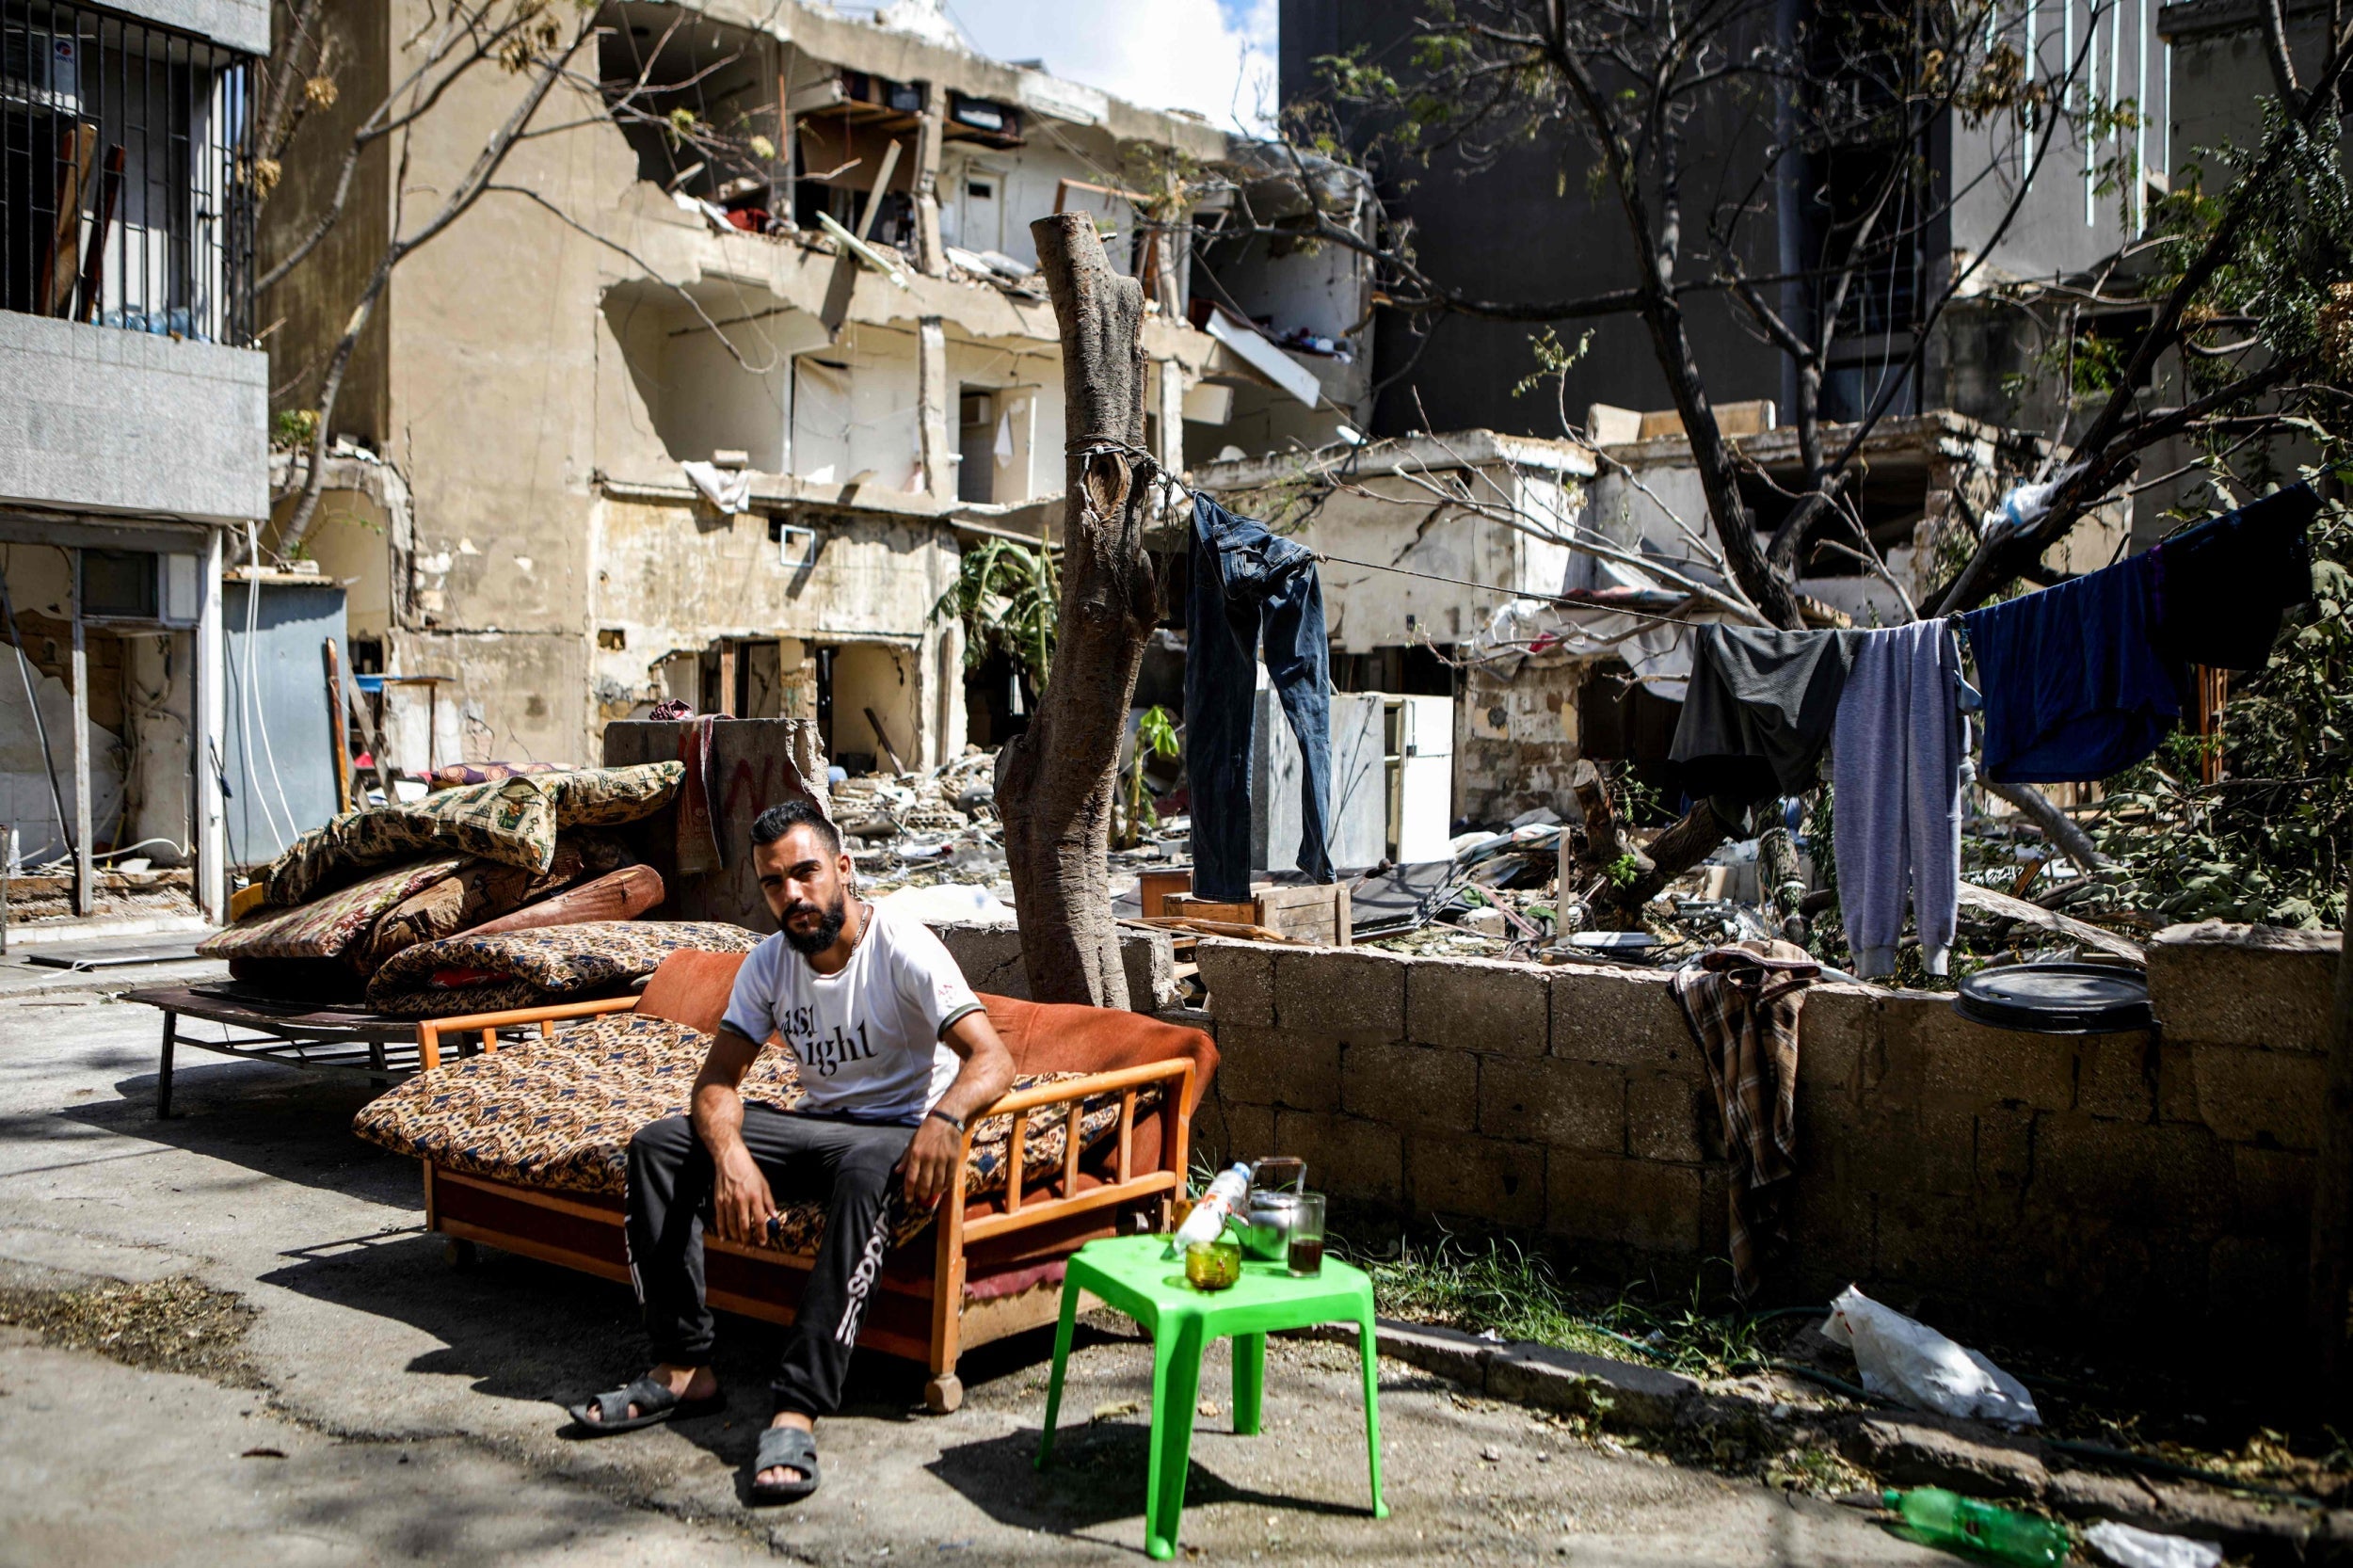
[0, 0, 252, 344]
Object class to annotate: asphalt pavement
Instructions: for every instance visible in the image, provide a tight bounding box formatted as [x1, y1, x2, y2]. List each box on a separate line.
[0, 987, 1947, 1566]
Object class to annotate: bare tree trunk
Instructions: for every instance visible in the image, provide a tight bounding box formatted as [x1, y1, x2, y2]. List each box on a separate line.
[274, 27, 584, 557]
[996, 213, 1160, 1006]
[1611, 798, 1737, 914]
[1980, 777, 2114, 871]
[2313, 868, 2353, 1409]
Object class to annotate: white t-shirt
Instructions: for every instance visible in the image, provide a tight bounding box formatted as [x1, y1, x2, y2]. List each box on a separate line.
[719, 903, 984, 1124]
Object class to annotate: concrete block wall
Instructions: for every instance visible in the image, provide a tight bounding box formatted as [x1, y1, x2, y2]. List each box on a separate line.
[1192, 921, 2342, 1356]
[935, 922, 1178, 1015]
[1192, 940, 1727, 1262]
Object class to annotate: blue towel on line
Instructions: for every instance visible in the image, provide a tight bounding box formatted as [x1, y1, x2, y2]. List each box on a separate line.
[1962, 550, 2180, 785]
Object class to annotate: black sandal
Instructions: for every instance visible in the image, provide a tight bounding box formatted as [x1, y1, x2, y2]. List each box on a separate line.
[566, 1375, 725, 1435]
[748, 1424, 821, 1504]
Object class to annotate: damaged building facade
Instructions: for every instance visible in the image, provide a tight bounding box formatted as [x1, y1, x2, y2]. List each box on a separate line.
[0, 0, 269, 921]
[1161, 0, 2175, 832]
[264, 0, 1367, 776]
[1193, 413, 2130, 828]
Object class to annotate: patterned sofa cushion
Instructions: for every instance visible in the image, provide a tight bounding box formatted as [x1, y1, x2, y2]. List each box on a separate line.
[429, 761, 568, 791]
[199, 856, 468, 962]
[364, 920, 761, 1016]
[350, 1012, 1161, 1252]
[264, 762, 682, 906]
[550, 764, 687, 827]
[354, 834, 632, 970]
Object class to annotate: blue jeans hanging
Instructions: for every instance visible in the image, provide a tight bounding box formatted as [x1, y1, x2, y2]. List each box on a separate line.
[1184, 493, 1333, 902]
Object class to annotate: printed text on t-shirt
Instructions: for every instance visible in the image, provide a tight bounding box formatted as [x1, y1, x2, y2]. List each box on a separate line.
[780, 1005, 878, 1079]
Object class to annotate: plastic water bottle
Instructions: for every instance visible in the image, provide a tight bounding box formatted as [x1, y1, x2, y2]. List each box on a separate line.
[1883, 1489, 2070, 1566]
[1175, 1164, 1252, 1247]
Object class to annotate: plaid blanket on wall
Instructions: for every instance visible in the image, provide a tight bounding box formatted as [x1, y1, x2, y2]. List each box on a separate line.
[1670, 939, 1821, 1294]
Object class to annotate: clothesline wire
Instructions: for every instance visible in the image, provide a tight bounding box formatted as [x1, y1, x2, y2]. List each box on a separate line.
[1310, 551, 1723, 632]
[1063, 435, 1731, 635]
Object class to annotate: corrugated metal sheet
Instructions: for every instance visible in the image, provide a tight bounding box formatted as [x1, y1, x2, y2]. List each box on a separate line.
[222, 580, 346, 867]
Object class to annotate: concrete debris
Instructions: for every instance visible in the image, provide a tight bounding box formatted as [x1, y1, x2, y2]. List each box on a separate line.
[831, 752, 1016, 902]
[835, 755, 996, 838]
[876, 882, 1015, 925]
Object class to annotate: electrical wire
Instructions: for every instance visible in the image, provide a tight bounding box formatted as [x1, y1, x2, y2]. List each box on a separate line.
[244, 524, 303, 840]
[232, 523, 293, 853]
[95, 837, 186, 863]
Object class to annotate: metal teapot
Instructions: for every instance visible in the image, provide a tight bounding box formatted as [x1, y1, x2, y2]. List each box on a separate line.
[1238, 1157, 1307, 1261]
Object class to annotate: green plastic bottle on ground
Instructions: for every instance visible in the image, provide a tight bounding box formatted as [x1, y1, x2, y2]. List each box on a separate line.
[1882, 1488, 2072, 1566]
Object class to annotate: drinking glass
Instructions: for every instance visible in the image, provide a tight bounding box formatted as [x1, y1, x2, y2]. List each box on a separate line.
[1286, 1192, 1328, 1276]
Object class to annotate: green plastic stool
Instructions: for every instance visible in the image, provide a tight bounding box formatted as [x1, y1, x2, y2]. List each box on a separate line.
[1033, 1234, 1388, 1560]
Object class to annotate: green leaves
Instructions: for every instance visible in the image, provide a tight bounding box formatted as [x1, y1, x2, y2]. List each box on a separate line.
[2093, 489, 2353, 930]
[930, 537, 1061, 689]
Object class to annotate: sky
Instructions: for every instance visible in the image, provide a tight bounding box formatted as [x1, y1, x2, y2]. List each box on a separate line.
[890, 0, 1281, 136]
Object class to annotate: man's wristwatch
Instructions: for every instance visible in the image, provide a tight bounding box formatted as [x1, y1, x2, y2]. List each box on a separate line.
[926, 1107, 966, 1133]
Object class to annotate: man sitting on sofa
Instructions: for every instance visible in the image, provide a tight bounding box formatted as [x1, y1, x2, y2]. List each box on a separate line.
[570, 797, 1016, 1504]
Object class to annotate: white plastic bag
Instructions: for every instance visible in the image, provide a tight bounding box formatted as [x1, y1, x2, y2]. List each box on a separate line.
[2083, 1521, 2223, 1568]
[1820, 1286, 2041, 1425]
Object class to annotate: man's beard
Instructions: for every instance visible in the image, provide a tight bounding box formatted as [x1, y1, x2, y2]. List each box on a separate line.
[781, 891, 849, 955]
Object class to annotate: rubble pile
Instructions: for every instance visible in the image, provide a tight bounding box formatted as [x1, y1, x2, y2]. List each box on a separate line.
[835, 750, 1016, 900]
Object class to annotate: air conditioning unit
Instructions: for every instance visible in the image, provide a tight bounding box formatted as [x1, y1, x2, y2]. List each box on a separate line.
[80, 550, 201, 627]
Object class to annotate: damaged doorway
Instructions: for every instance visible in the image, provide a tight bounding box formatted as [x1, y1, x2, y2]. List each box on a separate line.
[957, 391, 996, 504]
[687, 636, 918, 777]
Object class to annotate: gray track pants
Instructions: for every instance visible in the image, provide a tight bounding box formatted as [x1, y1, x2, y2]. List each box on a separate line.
[624, 1107, 912, 1418]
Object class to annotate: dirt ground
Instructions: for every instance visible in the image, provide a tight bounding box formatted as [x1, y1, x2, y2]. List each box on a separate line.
[0, 981, 1950, 1566]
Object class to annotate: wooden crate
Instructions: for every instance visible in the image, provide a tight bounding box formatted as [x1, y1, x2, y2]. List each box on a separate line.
[1251, 882, 1352, 947]
[1137, 868, 1193, 920]
[1163, 893, 1260, 927]
[1166, 883, 1352, 946]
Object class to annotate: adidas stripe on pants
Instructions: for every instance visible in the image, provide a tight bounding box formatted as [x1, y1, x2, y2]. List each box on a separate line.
[624, 1107, 912, 1418]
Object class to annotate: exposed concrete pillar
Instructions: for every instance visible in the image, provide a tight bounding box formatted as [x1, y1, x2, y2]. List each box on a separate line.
[917, 316, 954, 499]
[932, 615, 967, 768]
[68, 549, 90, 915]
[193, 525, 225, 922]
[912, 80, 947, 277]
[1154, 358, 1186, 479]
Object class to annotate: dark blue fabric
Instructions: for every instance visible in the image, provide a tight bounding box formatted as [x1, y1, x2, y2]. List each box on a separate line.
[2153, 482, 2318, 671]
[1964, 550, 2180, 784]
[1184, 493, 1333, 902]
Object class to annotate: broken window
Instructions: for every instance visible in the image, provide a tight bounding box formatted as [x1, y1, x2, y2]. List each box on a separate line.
[957, 391, 995, 504]
[1737, 462, 1926, 580]
[601, 277, 791, 472]
[790, 359, 851, 485]
[596, 2, 781, 215]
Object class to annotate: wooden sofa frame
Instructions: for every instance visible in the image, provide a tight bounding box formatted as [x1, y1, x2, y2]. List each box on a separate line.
[411, 998, 1196, 1413]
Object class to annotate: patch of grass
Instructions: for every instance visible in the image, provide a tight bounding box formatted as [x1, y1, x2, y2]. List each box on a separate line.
[1346, 1231, 1789, 1380]
[0, 1275, 260, 1386]
[1353, 1232, 1629, 1361]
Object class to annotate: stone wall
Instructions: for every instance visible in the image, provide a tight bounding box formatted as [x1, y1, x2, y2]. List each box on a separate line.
[1189, 922, 2340, 1366]
[1457, 659, 1586, 826]
[936, 923, 1178, 1016]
